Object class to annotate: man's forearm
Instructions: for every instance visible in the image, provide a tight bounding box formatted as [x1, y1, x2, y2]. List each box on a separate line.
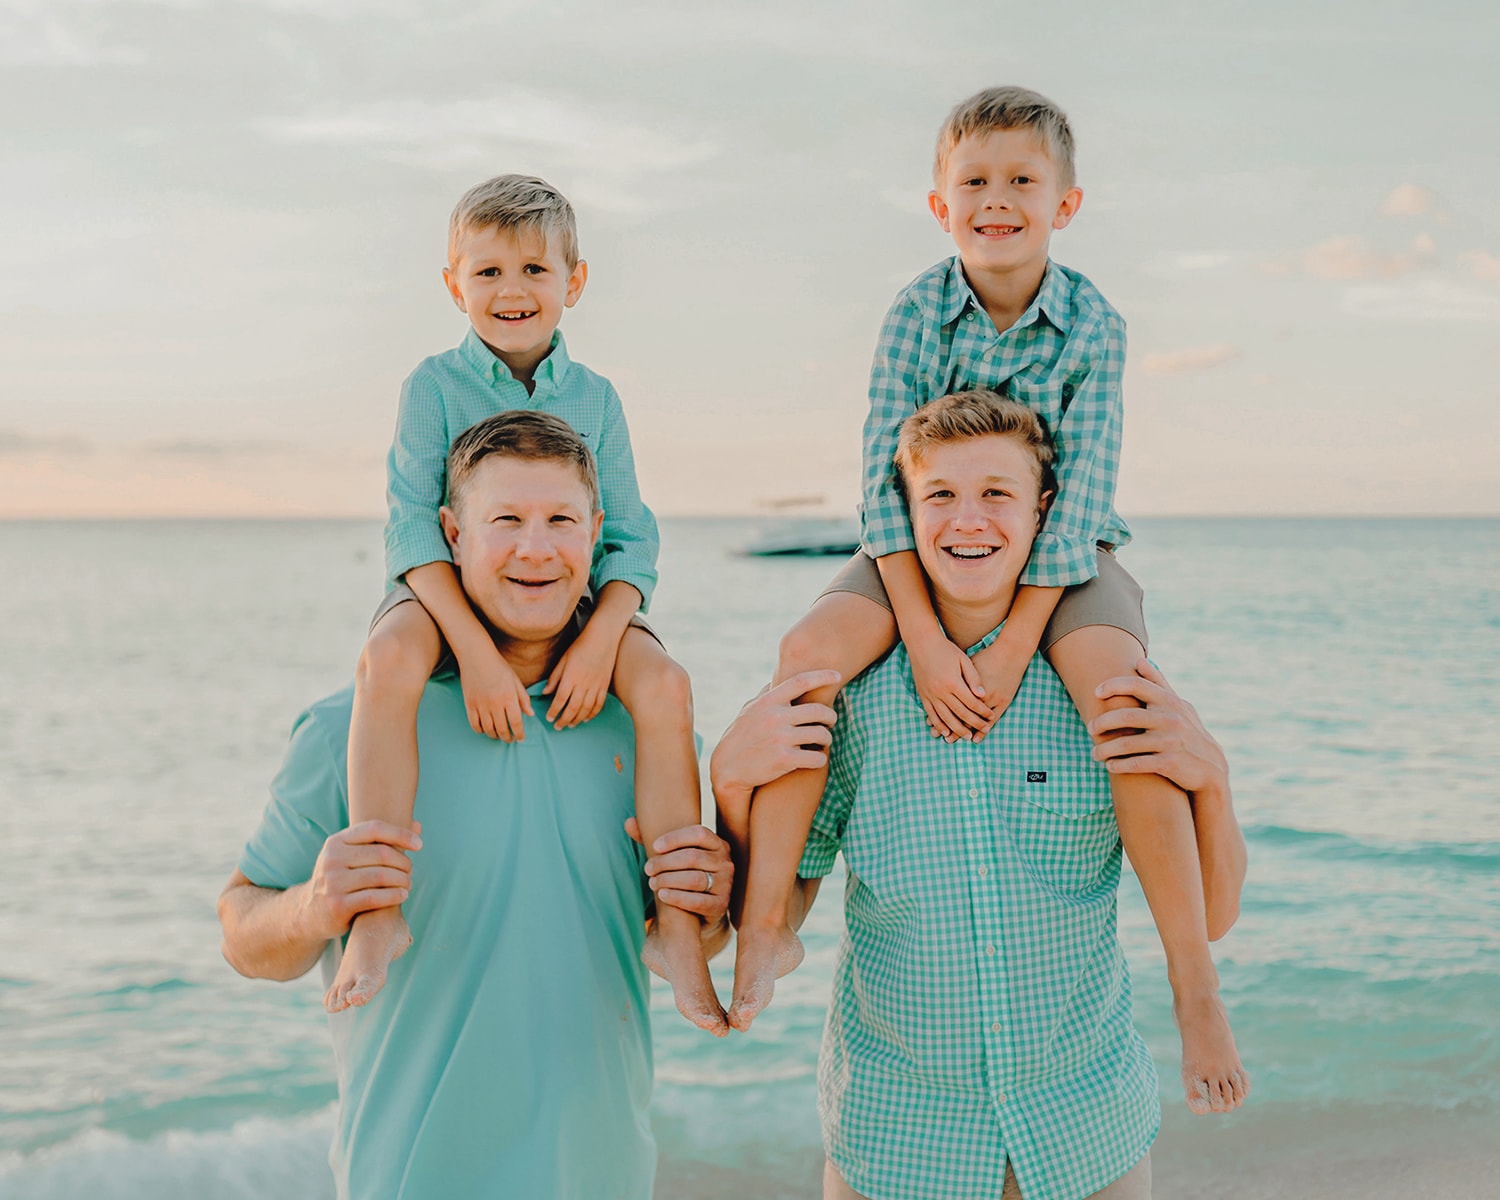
[1191, 784, 1247, 940]
[218, 875, 331, 981]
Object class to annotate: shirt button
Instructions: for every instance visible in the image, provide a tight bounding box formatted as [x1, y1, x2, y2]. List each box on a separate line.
[977, 865, 989, 878]
[967, 787, 980, 799]
[996, 1091, 1008, 1103]
[986, 943, 996, 956]
[991, 1021, 1002, 1034]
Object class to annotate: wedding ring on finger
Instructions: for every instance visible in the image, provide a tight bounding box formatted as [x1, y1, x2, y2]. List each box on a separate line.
[703, 870, 714, 892]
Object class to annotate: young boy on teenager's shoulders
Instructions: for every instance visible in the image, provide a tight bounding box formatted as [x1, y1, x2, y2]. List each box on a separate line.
[731, 88, 1249, 1117]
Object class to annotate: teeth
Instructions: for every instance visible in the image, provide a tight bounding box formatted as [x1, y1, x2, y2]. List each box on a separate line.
[495, 312, 536, 321]
[947, 546, 994, 558]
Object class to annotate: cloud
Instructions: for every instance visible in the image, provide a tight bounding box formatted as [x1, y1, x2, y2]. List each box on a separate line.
[1381, 184, 1439, 218]
[0, 429, 93, 457]
[1170, 252, 1231, 271]
[1140, 344, 1241, 375]
[141, 438, 297, 460]
[0, 9, 144, 67]
[253, 95, 717, 211]
[1341, 280, 1500, 323]
[1298, 234, 1434, 281]
[1466, 250, 1500, 286]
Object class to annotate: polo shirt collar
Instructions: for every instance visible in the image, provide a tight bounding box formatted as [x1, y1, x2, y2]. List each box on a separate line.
[937, 257, 1072, 336]
[458, 327, 573, 388]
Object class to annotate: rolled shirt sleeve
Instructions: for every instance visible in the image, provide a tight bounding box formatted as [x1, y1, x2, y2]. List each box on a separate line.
[1021, 313, 1127, 589]
[383, 372, 454, 587]
[239, 701, 350, 891]
[859, 295, 927, 560]
[590, 384, 661, 613]
[797, 693, 865, 879]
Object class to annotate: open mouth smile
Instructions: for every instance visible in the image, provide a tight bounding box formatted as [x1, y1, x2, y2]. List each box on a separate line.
[974, 224, 1021, 237]
[507, 576, 559, 588]
[493, 311, 538, 322]
[943, 545, 998, 559]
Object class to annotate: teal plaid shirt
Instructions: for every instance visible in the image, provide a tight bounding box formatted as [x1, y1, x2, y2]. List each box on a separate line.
[800, 626, 1159, 1200]
[384, 328, 660, 608]
[862, 258, 1130, 588]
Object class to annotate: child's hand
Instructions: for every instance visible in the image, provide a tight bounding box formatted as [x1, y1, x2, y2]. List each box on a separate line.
[457, 644, 533, 742]
[543, 627, 621, 729]
[907, 631, 993, 741]
[970, 633, 1033, 739]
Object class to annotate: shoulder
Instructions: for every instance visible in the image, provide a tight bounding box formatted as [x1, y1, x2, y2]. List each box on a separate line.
[885, 257, 954, 323]
[1052, 264, 1126, 343]
[283, 685, 356, 768]
[400, 344, 472, 404]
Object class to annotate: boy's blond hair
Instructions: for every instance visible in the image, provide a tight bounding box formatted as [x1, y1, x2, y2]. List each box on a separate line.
[933, 86, 1076, 191]
[448, 174, 580, 270]
[895, 389, 1057, 501]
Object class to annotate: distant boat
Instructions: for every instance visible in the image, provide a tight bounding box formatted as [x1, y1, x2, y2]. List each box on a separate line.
[741, 517, 860, 557]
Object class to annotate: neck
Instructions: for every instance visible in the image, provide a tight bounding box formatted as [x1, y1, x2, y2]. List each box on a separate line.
[489, 628, 567, 688]
[963, 257, 1047, 334]
[933, 585, 1017, 652]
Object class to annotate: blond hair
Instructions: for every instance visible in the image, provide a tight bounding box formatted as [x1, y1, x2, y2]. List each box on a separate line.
[933, 86, 1076, 190]
[447, 174, 580, 269]
[446, 410, 600, 515]
[895, 389, 1056, 499]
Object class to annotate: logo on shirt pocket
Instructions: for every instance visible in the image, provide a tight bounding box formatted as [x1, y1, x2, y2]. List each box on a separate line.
[1026, 770, 1047, 783]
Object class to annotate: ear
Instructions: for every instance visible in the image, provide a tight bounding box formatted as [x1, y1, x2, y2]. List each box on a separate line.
[1051, 186, 1083, 232]
[927, 189, 952, 233]
[1035, 490, 1056, 531]
[439, 504, 462, 563]
[564, 259, 588, 308]
[589, 507, 604, 547]
[442, 265, 467, 313]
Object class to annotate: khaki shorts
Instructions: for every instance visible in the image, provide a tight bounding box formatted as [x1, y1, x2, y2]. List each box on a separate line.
[817, 546, 1147, 654]
[369, 581, 659, 674]
[824, 1152, 1151, 1199]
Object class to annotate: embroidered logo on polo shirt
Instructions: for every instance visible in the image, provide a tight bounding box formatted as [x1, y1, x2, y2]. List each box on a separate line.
[1026, 771, 1047, 783]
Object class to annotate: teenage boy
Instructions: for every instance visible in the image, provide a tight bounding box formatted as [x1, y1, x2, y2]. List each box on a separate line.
[730, 88, 1247, 1115]
[330, 175, 723, 1035]
[717, 391, 1248, 1199]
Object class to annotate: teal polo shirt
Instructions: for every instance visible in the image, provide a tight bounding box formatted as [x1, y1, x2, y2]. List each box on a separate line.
[240, 675, 654, 1200]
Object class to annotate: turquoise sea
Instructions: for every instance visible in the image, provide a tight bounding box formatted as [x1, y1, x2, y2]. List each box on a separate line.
[1, 517, 1497, 1199]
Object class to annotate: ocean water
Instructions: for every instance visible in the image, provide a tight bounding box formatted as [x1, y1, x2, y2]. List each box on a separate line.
[1, 517, 1497, 1199]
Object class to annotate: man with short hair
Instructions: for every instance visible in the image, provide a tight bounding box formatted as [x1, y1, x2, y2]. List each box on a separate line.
[218, 410, 732, 1200]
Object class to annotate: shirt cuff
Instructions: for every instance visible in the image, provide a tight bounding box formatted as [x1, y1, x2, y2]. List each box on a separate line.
[1020, 532, 1099, 589]
[860, 526, 917, 559]
[797, 837, 840, 880]
[385, 519, 453, 586]
[593, 555, 658, 614]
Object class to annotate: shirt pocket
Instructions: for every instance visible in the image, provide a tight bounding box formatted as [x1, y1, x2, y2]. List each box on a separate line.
[1005, 767, 1119, 897]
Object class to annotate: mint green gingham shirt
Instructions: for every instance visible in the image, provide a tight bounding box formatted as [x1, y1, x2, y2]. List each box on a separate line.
[799, 626, 1159, 1200]
[862, 258, 1130, 588]
[385, 329, 660, 607]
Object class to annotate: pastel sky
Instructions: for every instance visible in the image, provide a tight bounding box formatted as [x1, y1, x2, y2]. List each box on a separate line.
[2, 0, 1497, 518]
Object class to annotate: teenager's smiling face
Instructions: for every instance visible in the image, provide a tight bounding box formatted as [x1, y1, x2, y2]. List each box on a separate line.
[443, 225, 587, 379]
[929, 129, 1081, 280]
[441, 454, 602, 643]
[906, 432, 1052, 620]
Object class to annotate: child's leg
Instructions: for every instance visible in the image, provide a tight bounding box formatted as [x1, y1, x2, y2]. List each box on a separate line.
[325, 599, 442, 1013]
[613, 627, 727, 1036]
[728, 590, 898, 1030]
[1048, 623, 1248, 1115]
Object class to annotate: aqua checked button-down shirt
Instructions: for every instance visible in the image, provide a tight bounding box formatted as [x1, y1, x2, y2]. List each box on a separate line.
[240, 675, 655, 1200]
[862, 257, 1130, 589]
[799, 625, 1159, 1200]
[384, 328, 660, 607]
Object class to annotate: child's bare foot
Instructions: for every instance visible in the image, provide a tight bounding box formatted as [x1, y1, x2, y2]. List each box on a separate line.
[726, 923, 804, 1031]
[325, 907, 412, 1013]
[642, 925, 728, 1036]
[1175, 987, 1250, 1114]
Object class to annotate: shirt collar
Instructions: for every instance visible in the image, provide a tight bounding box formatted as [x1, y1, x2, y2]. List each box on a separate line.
[458, 327, 572, 388]
[937, 257, 1072, 336]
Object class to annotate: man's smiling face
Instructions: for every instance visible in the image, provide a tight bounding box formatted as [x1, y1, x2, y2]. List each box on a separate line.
[929, 128, 1081, 280]
[441, 454, 601, 644]
[442, 224, 586, 379]
[906, 432, 1050, 618]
